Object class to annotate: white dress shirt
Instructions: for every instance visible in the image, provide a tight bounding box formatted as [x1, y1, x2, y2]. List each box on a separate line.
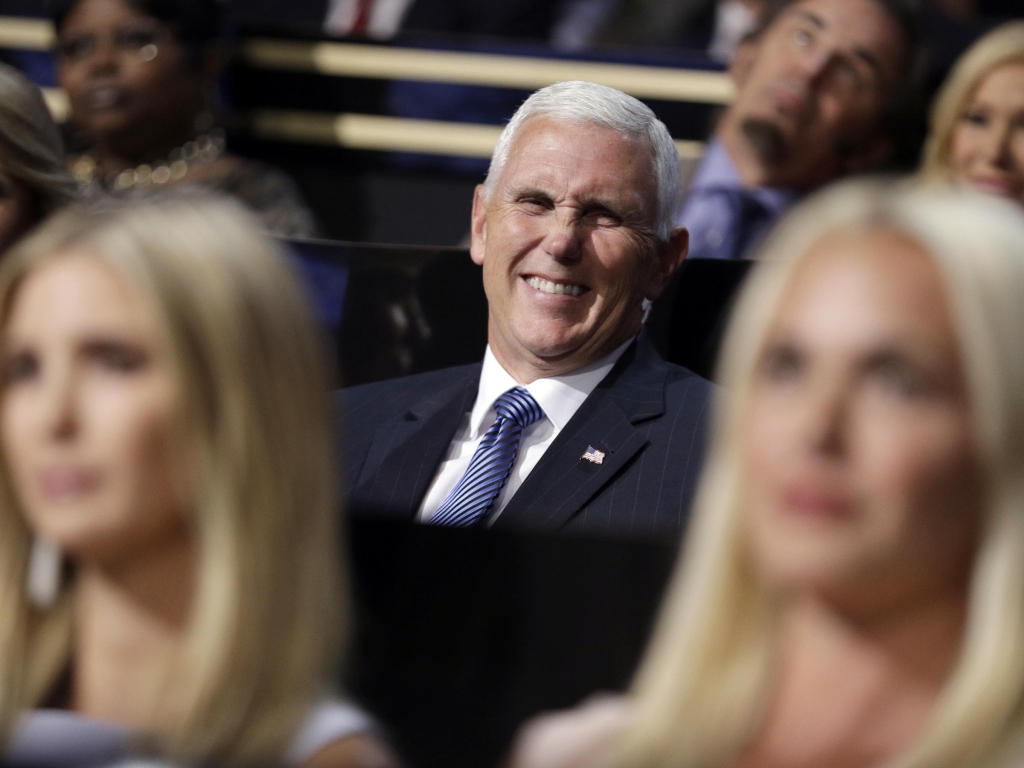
[417, 339, 633, 524]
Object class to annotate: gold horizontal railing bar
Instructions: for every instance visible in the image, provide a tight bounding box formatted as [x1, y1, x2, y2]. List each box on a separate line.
[247, 108, 706, 160]
[0, 16, 732, 104]
[242, 39, 735, 104]
[0, 16, 54, 50]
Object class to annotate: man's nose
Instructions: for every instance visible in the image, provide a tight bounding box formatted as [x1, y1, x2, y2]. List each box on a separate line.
[541, 210, 583, 262]
[794, 45, 833, 85]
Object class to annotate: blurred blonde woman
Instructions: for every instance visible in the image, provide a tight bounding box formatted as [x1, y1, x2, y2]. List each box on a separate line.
[920, 22, 1024, 207]
[0, 62, 76, 253]
[0, 194, 398, 767]
[511, 180, 1024, 768]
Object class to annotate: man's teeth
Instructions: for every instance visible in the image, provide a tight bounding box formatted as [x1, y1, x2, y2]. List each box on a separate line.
[526, 277, 585, 296]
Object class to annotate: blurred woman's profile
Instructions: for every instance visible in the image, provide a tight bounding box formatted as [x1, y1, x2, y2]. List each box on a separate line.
[511, 181, 1024, 768]
[0, 62, 76, 254]
[920, 21, 1024, 207]
[0, 194, 397, 767]
[52, 0, 318, 237]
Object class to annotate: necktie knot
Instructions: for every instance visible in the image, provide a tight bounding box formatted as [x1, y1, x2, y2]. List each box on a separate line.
[428, 387, 544, 527]
[493, 387, 544, 428]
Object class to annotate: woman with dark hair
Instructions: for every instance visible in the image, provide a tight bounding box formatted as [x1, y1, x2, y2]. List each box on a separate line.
[52, 0, 319, 238]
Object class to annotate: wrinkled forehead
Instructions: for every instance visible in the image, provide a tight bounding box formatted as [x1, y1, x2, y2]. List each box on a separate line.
[497, 117, 658, 207]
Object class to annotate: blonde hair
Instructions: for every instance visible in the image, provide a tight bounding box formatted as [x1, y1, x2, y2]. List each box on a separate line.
[612, 179, 1024, 768]
[0, 193, 346, 765]
[0, 63, 76, 220]
[920, 22, 1024, 184]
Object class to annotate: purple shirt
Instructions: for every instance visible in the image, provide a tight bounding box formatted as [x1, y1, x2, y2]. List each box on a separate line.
[677, 140, 798, 260]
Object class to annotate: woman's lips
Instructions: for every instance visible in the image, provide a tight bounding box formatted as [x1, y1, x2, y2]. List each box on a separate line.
[968, 176, 1022, 198]
[37, 467, 100, 503]
[84, 86, 130, 111]
[780, 485, 855, 519]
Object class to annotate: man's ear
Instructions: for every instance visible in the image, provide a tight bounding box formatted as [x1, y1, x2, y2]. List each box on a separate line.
[470, 184, 488, 266]
[646, 226, 689, 301]
[728, 38, 759, 89]
[840, 133, 895, 176]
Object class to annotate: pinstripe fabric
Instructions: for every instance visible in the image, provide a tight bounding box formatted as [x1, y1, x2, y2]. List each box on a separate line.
[429, 387, 544, 526]
[337, 334, 716, 540]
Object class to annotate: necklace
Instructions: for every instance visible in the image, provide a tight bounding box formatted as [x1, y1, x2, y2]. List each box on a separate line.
[72, 129, 226, 191]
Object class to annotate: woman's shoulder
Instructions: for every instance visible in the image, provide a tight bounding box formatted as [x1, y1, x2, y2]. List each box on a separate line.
[287, 699, 402, 768]
[6, 709, 138, 766]
[508, 695, 634, 768]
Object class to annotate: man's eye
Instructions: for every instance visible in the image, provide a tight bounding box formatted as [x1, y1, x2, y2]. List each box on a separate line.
[793, 28, 813, 46]
[519, 198, 550, 212]
[2, 351, 38, 385]
[582, 209, 620, 226]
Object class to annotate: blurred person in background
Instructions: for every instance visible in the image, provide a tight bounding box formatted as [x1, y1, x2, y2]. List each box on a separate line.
[511, 181, 1024, 768]
[339, 81, 712, 539]
[52, 0, 319, 238]
[0, 194, 399, 768]
[0, 62, 76, 255]
[920, 21, 1024, 208]
[678, 0, 924, 261]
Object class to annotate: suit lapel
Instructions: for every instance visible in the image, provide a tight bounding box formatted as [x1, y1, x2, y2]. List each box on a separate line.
[351, 369, 479, 520]
[492, 336, 668, 530]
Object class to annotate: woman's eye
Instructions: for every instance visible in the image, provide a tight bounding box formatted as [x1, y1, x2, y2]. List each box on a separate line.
[117, 28, 159, 51]
[872, 359, 927, 398]
[962, 109, 989, 127]
[760, 345, 804, 383]
[58, 35, 94, 60]
[90, 343, 149, 373]
[2, 351, 38, 385]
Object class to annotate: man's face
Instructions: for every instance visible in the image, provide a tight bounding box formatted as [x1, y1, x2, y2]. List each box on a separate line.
[727, 0, 908, 188]
[470, 118, 686, 382]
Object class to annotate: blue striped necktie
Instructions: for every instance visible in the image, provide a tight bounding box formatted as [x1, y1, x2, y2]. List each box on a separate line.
[429, 387, 545, 527]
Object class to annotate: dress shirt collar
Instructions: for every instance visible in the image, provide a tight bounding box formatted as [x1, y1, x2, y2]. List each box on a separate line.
[470, 338, 634, 438]
[690, 139, 798, 218]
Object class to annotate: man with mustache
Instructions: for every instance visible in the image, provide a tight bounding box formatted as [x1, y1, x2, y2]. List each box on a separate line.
[682, 0, 923, 260]
[337, 81, 713, 539]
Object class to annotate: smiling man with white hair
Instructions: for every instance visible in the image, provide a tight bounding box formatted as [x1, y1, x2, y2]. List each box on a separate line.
[338, 81, 713, 539]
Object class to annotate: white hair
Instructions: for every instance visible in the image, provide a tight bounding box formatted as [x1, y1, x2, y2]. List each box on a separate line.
[482, 81, 681, 242]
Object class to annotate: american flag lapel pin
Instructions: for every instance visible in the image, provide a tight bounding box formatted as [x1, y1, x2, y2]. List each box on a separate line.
[581, 445, 606, 465]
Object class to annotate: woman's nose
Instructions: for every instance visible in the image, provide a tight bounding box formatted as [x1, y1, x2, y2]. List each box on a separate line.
[40, 364, 78, 442]
[802, 377, 849, 458]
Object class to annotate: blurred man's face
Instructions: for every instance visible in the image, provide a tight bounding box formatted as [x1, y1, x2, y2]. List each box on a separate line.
[725, 0, 908, 189]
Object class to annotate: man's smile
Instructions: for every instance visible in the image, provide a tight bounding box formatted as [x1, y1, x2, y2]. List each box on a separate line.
[523, 275, 590, 297]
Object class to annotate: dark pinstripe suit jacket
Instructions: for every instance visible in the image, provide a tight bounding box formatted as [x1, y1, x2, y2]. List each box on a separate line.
[335, 334, 714, 539]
